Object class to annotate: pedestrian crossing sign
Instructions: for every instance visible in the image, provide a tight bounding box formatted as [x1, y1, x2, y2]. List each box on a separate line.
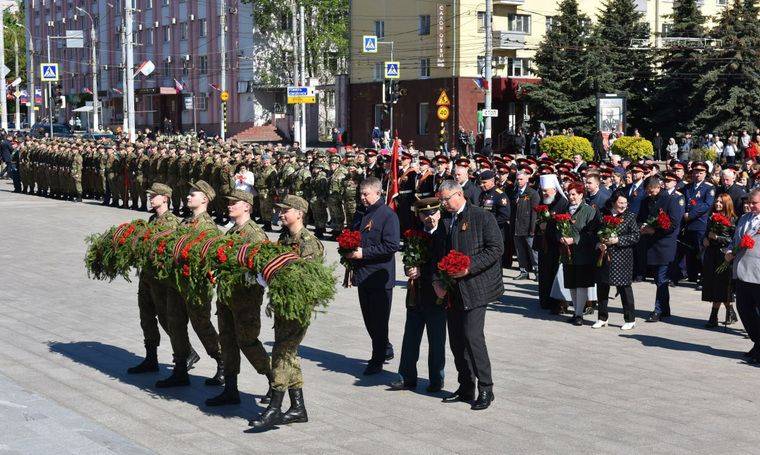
[40, 63, 59, 82]
[384, 61, 400, 79]
[363, 35, 378, 53]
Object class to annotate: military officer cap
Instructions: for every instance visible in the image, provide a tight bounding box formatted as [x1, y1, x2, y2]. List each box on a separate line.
[413, 197, 441, 216]
[503, 154, 515, 163]
[276, 194, 309, 213]
[454, 158, 470, 168]
[497, 163, 511, 174]
[329, 155, 341, 164]
[480, 161, 492, 170]
[672, 161, 685, 170]
[691, 161, 708, 172]
[356, 149, 367, 157]
[189, 180, 216, 201]
[401, 151, 413, 161]
[517, 164, 533, 176]
[146, 182, 173, 197]
[366, 149, 378, 157]
[225, 189, 254, 206]
[435, 155, 449, 164]
[478, 170, 496, 181]
[663, 171, 679, 182]
[419, 156, 431, 166]
[628, 163, 645, 173]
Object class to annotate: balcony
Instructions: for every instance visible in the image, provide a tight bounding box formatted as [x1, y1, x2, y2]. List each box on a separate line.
[493, 31, 526, 50]
[494, 0, 525, 4]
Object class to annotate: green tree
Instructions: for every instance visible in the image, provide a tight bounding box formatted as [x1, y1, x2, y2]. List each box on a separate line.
[690, 0, 760, 134]
[592, 0, 655, 134]
[651, 0, 707, 137]
[243, 0, 348, 86]
[524, 0, 601, 137]
[4, 7, 26, 116]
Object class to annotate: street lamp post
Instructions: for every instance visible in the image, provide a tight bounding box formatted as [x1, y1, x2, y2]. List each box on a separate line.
[76, 7, 99, 132]
[16, 23, 34, 128]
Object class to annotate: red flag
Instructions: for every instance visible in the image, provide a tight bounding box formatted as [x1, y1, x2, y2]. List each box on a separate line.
[386, 138, 399, 210]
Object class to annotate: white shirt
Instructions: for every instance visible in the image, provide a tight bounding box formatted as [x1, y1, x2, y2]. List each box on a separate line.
[234, 170, 255, 193]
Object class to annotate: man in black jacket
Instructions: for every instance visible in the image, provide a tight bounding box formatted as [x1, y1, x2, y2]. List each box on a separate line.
[433, 180, 504, 410]
[512, 170, 540, 279]
[345, 177, 400, 375]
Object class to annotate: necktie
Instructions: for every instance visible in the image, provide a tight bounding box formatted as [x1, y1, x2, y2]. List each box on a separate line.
[450, 213, 458, 232]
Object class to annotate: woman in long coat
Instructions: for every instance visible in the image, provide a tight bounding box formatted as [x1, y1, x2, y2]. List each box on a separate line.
[593, 191, 640, 330]
[558, 182, 598, 326]
[701, 194, 738, 327]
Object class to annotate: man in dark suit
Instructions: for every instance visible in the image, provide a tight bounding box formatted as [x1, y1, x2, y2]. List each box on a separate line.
[453, 159, 481, 205]
[584, 173, 610, 213]
[624, 163, 649, 280]
[638, 176, 685, 322]
[346, 177, 400, 375]
[511, 169, 540, 279]
[433, 180, 504, 410]
[718, 168, 747, 217]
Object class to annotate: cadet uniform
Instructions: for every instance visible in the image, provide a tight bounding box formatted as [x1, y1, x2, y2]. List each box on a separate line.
[674, 162, 714, 284]
[129, 183, 182, 374]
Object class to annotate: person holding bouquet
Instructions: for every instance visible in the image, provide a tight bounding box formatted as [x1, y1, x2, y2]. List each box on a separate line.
[344, 177, 400, 376]
[593, 191, 640, 330]
[724, 189, 760, 363]
[638, 175, 685, 323]
[558, 182, 598, 326]
[701, 194, 738, 328]
[533, 174, 569, 312]
[433, 180, 503, 410]
[389, 198, 447, 393]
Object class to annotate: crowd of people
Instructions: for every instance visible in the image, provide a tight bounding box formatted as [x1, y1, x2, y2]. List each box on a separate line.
[3, 128, 760, 421]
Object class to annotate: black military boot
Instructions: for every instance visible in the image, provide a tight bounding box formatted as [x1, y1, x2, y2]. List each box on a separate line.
[260, 373, 274, 404]
[281, 388, 308, 424]
[186, 348, 200, 370]
[204, 356, 225, 386]
[705, 307, 719, 328]
[205, 374, 241, 406]
[248, 390, 285, 430]
[127, 344, 159, 374]
[726, 304, 739, 325]
[155, 359, 190, 388]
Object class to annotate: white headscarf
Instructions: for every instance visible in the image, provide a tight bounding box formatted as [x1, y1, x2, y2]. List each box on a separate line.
[539, 173, 566, 199]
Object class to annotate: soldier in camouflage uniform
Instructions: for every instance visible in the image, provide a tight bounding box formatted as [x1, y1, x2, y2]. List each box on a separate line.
[308, 161, 329, 238]
[250, 195, 324, 431]
[128, 183, 183, 374]
[254, 153, 277, 231]
[72, 149, 83, 202]
[130, 146, 149, 210]
[156, 180, 224, 389]
[205, 189, 273, 407]
[343, 160, 361, 225]
[327, 155, 347, 233]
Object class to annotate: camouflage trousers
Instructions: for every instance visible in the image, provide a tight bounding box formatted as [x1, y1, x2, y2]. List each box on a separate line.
[165, 286, 221, 361]
[217, 286, 272, 377]
[131, 177, 146, 208]
[257, 190, 273, 224]
[327, 194, 345, 229]
[271, 315, 309, 392]
[310, 197, 328, 230]
[136, 271, 170, 347]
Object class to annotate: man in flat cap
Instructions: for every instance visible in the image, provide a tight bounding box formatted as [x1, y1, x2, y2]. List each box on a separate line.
[157, 180, 224, 389]
[389, 197, 447, 394]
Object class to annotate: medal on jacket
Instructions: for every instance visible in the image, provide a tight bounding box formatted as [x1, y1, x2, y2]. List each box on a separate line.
[364, 220, 373, 231]
[461, 221, 468, 231]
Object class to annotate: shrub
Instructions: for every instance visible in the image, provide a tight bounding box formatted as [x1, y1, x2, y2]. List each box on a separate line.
[610, 136, 654, 162]
[539, 135, 594, 161]
[690, 147, 718, 163]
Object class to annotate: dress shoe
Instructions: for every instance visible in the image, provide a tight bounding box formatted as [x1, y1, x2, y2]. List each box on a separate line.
[385, 345, 395, 361]
[620, 321, 636, 331]
[389, 379, 416, 391]
[514, 272, 529, 280]
[363, 362, 383, 376]
[591, 319, 608, 329]
[426, 383, 443, 393]
[442, 388, 474, 403]
[646, 312, 661, 323]
[471, 388, 494, 410]
[572, 316, 583, 326]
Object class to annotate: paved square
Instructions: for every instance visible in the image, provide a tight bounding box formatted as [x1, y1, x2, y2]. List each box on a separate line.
[0, 182, 758, 454]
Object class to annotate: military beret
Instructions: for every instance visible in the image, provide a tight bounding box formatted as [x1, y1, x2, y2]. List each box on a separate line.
[189, 180, 216, 201]
[146, 182, 172, 197]
[276, 194, 309, 213]
[478, 170, 495, 181]
[413, 197, 440, 214]
[225, 189, 254, 206]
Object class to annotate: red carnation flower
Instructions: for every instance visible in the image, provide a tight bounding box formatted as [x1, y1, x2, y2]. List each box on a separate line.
[533, 204, 549, 213]
[740, 234, 756, 250]
[657, 210, 672, 231]
[690, 199, 697, 206]
[336, 229, 362, 251]
[553, 213, 571, 223]
[157, 241, 166, 255]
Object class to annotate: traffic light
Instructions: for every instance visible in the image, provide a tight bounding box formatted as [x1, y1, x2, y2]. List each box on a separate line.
[382, 80, 406, 105]
[439, 122, 447, 152]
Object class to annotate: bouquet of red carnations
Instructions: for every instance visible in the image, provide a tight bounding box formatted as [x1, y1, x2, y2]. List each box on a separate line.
[708, 213, 732, 238]
[644, 209, 672, 231]
[436, 250, 471, 306]
[717, 234, 756, 274]
[553, 213, 573, 264]
[336, 229, 362, 287]
[596, 215, 624, 266]
[402, 229, 433, 307]
[533, 204, 551, 222]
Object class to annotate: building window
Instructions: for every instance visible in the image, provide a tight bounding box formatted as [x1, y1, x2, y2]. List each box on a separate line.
[508, 14, 531, 34]
[508, 58, 532, 77]
[420, 58, 430, 78]
[198, 95, 208, 111]
[477, 11, 486, 33]
[662, 23, 673, 37]
[419, 15, 430, 35]
[373, 62, 383, 81]
[200, 18, 207, 37]
[163, 25, 171, 42]
[374, 104, 384, 128]
[374, 20, 385, 38]
[163, 0, 169, 6]
[163, 60, 170, 76]
[180, 22, 188, 40]
[146, 28, 153, 45]
[418, 103, 429, 135]
[199, 55, 208, 74]
[545, 16, 555, 32]
[146, 0, 152, 9]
